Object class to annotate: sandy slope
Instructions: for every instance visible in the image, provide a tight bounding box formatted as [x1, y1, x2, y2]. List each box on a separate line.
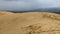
[0, 11, 60, 34]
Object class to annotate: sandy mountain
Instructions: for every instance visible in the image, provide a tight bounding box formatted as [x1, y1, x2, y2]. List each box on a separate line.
[0, 11, 60, 34]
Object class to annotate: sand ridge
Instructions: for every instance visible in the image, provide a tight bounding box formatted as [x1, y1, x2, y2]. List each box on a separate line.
[0, 12, 60, 34]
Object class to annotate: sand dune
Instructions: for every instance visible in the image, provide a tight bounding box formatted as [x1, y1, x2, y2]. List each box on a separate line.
[0, 11, 60, 34]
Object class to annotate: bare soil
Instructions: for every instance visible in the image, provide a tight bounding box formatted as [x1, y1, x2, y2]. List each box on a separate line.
[0, 11, 60, 34]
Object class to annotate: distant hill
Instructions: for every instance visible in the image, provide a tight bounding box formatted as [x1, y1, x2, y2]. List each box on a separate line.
[33, 8, 60, 12]
[0, 7, 60, 14]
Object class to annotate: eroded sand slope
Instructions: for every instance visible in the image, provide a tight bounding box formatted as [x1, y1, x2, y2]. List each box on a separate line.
[0, 11, 60, 34]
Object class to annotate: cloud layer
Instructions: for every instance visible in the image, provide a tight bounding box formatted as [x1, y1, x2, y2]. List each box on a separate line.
[0, 0, 60, 11]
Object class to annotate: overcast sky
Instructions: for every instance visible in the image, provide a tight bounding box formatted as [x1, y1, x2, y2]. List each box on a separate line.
[0, 0, 60, 11]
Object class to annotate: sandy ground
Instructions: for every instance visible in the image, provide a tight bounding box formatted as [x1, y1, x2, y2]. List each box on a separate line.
[0, 11, 60, 34]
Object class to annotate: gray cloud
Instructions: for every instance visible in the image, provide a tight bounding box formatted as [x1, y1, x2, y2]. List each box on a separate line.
[0, 0, 60, 11]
